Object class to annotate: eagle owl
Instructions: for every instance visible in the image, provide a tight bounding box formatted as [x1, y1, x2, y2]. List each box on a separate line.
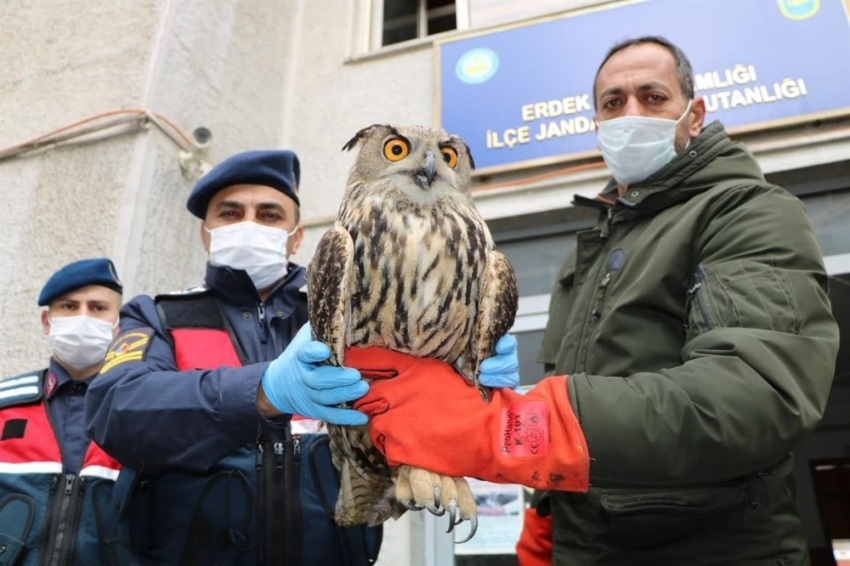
[307, 124, 518, 540]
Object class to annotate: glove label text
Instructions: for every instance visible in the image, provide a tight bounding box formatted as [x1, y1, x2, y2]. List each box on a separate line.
[500, 401, 549, 457]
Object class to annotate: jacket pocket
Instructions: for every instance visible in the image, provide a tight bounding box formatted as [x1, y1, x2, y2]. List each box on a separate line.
[600, 485, 747, 541]
[179, 470, 253, 566]
[113, 469, 154, 554]
[0, 533, 25, 566]
[685, 261, 800, 339]
[601, 486, 745, 517]
[0, 495, 34, 565]
[91, 479, 137, 566]
[715, 261, 800, 333]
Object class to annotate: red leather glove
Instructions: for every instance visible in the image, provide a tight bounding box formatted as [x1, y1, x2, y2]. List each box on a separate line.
[516, 507, 552, 566]
[347, 346, 589, 492]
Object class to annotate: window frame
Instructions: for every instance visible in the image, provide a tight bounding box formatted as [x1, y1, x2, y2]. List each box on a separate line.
[368, 0, 470, 51]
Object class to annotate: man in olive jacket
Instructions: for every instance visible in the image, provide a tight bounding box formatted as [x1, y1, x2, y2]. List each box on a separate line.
[350, 36, 840, 565]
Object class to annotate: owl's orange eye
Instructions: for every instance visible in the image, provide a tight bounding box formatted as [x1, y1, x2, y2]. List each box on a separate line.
[440, 146, 458, 169]
[383, 138, 410, 161]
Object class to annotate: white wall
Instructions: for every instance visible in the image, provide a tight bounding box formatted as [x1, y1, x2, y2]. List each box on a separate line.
[0, 0, 298, 375]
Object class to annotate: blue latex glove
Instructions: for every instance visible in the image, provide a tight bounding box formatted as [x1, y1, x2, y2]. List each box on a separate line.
[261, 324, 368, 425]
[479, 333, 520, 389]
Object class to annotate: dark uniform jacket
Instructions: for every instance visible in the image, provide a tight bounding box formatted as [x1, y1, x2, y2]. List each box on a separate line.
[85, 264, 377, 565]
[0, 364, 128, 565]
[538, 122, 839, 565]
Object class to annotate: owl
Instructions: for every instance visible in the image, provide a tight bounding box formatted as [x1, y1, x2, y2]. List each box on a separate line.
[307, 124, 518, 541]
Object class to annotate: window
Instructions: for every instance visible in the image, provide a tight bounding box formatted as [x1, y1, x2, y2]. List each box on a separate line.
[365, 0, 617, 54]
[802, 189, 850, 258]
[375, 0, 468, 48]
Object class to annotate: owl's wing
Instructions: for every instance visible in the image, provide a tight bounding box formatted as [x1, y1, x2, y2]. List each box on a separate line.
[472, 250, 520, 382]
[307, 224, 404, 527]
[306, 224, 352, 366]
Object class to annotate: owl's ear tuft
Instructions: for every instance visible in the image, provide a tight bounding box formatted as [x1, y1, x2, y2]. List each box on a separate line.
[342, 124, 387, 152]
[462, 141, 475, 170]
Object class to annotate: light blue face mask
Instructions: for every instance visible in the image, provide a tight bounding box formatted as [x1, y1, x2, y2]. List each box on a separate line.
[596, 101, 692, 186]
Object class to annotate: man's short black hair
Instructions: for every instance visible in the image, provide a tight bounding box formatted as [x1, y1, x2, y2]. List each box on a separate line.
[593, 36, 695, 108]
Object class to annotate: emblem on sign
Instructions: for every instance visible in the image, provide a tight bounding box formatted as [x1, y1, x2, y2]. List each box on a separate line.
[455, 48, 499, 85]
[777, 0, 820, 20]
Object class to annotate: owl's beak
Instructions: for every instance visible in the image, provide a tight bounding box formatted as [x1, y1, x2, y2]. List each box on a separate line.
[413, 151, 436, 190]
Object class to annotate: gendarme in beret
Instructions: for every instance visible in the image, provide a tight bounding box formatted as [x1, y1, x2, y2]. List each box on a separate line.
[186, 149, 300, 219]
[38, 258, 123, 306]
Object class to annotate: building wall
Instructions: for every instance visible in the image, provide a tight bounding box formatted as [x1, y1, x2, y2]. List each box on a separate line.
[0, 0, 298, 375]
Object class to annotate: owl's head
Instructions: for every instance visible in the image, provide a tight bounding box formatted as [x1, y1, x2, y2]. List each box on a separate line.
[342, 124, 475, 206]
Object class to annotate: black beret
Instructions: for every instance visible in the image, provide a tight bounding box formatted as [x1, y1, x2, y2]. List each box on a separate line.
[186, 149, 301, 219]
[38, 258, 123, 306]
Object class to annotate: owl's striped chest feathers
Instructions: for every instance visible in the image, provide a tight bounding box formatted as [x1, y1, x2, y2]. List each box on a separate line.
[341, 195, 491, 364]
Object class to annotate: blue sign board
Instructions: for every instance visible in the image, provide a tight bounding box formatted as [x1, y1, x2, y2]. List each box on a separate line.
[436, 0, 850, 173]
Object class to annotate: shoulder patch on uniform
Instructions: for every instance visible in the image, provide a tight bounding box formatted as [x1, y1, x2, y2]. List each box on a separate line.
[0, 369, 45, 409]
[101, 328, 154, 374]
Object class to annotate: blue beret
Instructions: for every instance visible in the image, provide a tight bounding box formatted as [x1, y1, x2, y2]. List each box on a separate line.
[38, 258, 123, 306]
[186, 149, 301, 219]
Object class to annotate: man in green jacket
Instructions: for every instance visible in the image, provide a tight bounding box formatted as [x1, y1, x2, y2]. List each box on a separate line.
[350, 36, 839, 565]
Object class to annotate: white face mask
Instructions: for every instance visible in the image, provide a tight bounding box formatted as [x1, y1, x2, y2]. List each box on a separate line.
[596, 101, 692, 186]
[206, 221, 297, 291]
[48, 315, 116, 371]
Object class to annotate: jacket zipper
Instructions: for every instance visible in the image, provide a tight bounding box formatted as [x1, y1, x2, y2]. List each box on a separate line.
[285, 429, 303, 566]
[600, 206, 614, 239]
[37, 475, 60, 564]
[272, 439, 287, 564]
[575, 206, 618, 371]
[257, 439, 273, 564]
[687, 265, 717, 331]
[258, 430, 302, 565]
[39, 474, 84, 566]
[38, 398, 85, 566]
[258, 303, 269, 343]
[590, 272, 612, 321]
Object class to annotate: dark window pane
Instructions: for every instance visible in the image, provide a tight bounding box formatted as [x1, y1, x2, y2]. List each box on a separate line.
[428, 12, 456, 34]
[498, 234, 577, 296]
[383, 0, 419, 46]
[802, 189, 850, 257]
[383, 22, 418, 46]
[384, 0, 417, 19]
[382, 0, 456, 45]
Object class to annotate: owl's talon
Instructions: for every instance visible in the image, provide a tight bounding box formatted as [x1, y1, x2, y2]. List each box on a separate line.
[404, 500, 424, 512]
[426, 503, 445, 516]
[445, 500, 458, 533]
[455, 515, 478, 544]
[426, 485, 443, 516]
